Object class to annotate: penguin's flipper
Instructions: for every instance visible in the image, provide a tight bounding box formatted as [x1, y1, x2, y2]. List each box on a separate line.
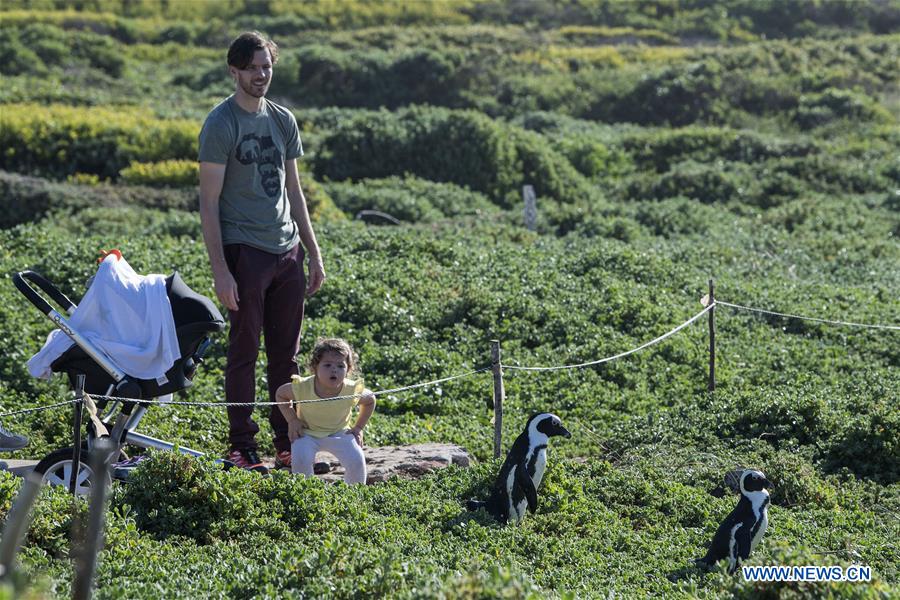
[516, 462, 539, 512]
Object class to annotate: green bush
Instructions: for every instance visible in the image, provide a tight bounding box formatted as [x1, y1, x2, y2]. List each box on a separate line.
[630, 197, 720, 238]
[0, 9, 144, 43]
[119, 159, 198, 187]
[0, 169, 341, 228]
[493, 36, 899, 128]
[0, 104, 197, 180]
[293, 44, 468, 109]
[170, 58, 230, 93]
[824, 399, 899, 482]
[508, 127, 595, 207]
[611, 60, 728, 126]
[123, 451, 292, 544]
[0, 170, 197, 228]
[765, 154, 892, 195]
[625, 160, 760, 205]
[313, 107, 517, 199]
[794, 88, 894, 129]
[313, 106, 591, 207]
[325, 176, 498, 222]
[0, 22, 126, 77]
[618, 127, 814, 173]
[299, 175, 346, 223]
[550, 135, 632, 180]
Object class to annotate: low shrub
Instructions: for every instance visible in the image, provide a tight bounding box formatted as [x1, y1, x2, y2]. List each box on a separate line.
[0, 169, 341, 228]
[553, 25, 678, 46]
[550, 134, 632, 181]
[123, 451, 294, 544]
[0, 104, 197, 180]
[0, 22, 125, 77]
[625, 160, 760, 205]
[0, 170, 198, 228]
[794, 88, 895, 129]
[294, 44, 468, 109]
[325, 176, 498, 223]
[313, 106, 591, 207]
[765, 154, 892, 195]
[609, 60, 729, 126]
[630, 197, 719, 238]
[313, 106, 516, 202]
[618, 127, 814, 173]
[119, 159, 198, 187]
[300, 176, 346, 223]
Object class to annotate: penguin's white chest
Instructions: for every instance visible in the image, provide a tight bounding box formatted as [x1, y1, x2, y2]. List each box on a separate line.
[751, 508, 769, 552]
[531, 448, 547, 488]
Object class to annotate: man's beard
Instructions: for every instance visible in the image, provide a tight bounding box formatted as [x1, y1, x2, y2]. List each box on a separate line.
[241, 78, 270, 98]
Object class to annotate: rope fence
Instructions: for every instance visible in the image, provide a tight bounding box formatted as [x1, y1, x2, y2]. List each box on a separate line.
[0, 399, 81, 419]
[1, 296, 897, 427]
[109, 366, 494, 408]
[716, 301, 900, 331]
[504, 305, 712, 372]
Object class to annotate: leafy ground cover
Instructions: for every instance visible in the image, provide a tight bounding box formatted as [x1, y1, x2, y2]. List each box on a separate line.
[0, 1, 898, 598]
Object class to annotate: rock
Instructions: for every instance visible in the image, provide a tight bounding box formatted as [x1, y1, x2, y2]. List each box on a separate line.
[313, 443, 472, 484]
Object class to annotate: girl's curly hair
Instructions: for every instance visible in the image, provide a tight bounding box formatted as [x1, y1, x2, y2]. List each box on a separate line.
[307, 338, 359, 377]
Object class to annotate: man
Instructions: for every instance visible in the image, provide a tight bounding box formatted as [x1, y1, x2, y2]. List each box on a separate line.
[199, 31, 325, 473]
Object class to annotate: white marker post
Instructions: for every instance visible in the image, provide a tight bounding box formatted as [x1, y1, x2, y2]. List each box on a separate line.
[523, 185, 537, 231]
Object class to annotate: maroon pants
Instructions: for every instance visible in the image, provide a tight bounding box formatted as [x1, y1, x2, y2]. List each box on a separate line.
[224, 243, 305, 452]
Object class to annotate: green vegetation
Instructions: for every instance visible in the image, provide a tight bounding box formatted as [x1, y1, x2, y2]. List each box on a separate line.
[0, 1, 897, 598]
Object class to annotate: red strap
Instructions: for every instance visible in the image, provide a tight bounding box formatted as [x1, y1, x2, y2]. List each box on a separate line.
[97, 249, 122, 263]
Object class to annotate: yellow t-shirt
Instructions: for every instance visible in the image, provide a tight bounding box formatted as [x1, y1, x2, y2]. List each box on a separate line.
[290, 375, 364, 438]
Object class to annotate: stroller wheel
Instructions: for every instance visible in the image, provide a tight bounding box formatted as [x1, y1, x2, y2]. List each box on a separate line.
[33, 447, 113, 496]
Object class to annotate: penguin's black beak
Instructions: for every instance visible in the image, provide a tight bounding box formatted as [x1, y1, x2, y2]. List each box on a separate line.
[763, 478, 774, 490]
[557, 425, 571, 439]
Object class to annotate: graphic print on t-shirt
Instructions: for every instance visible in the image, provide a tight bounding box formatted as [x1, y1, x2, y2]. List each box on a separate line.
[235, 133, 283, 198]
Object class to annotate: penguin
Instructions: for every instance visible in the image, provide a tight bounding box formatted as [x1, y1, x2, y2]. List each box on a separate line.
[696, 469, 773, 574]
[467, 412, 571, 524]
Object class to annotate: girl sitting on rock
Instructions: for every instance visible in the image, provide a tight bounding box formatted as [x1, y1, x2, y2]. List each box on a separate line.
[275, 338, 375, 484]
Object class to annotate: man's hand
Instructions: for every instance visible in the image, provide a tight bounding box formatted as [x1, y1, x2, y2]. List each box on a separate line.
[287, 418, 305, 442]
[306, 256, 325, 297]
[213, 270, 239, 312]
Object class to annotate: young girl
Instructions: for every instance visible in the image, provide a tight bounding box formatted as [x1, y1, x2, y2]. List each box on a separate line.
[275, 338, 375, 484]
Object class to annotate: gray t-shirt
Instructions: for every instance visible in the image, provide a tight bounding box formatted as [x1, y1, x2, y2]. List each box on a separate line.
[198, 95, 303, 254]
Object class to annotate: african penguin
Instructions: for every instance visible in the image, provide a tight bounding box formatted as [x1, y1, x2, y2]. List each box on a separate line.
[696, 469, 773, 574]
[467, 412, 571, 524]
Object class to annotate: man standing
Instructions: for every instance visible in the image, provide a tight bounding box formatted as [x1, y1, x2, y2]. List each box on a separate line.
[199, 31, 325, 473]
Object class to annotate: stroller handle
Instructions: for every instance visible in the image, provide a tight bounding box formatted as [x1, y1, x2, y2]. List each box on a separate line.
[13, 271, 77, 316]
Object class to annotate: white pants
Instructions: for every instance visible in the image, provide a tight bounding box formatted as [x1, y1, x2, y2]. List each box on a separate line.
[291, 430, 366, 484]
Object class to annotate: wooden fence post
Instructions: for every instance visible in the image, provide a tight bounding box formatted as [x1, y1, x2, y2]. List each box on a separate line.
[708, 278, 716, 392]
[491, 340, 505, 459]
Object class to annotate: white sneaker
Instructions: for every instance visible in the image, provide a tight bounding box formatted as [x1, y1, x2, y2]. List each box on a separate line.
[0, 424, 29, 451]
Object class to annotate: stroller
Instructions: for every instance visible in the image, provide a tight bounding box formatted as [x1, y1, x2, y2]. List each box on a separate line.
[14, 256, 225, 494]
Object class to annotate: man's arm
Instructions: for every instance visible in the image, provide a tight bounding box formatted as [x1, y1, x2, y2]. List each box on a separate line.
[199, 161, 239, 311]
[285, 158, 325, 296]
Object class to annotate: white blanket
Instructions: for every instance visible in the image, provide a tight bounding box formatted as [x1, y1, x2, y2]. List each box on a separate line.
[28, 254, 181, 381]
